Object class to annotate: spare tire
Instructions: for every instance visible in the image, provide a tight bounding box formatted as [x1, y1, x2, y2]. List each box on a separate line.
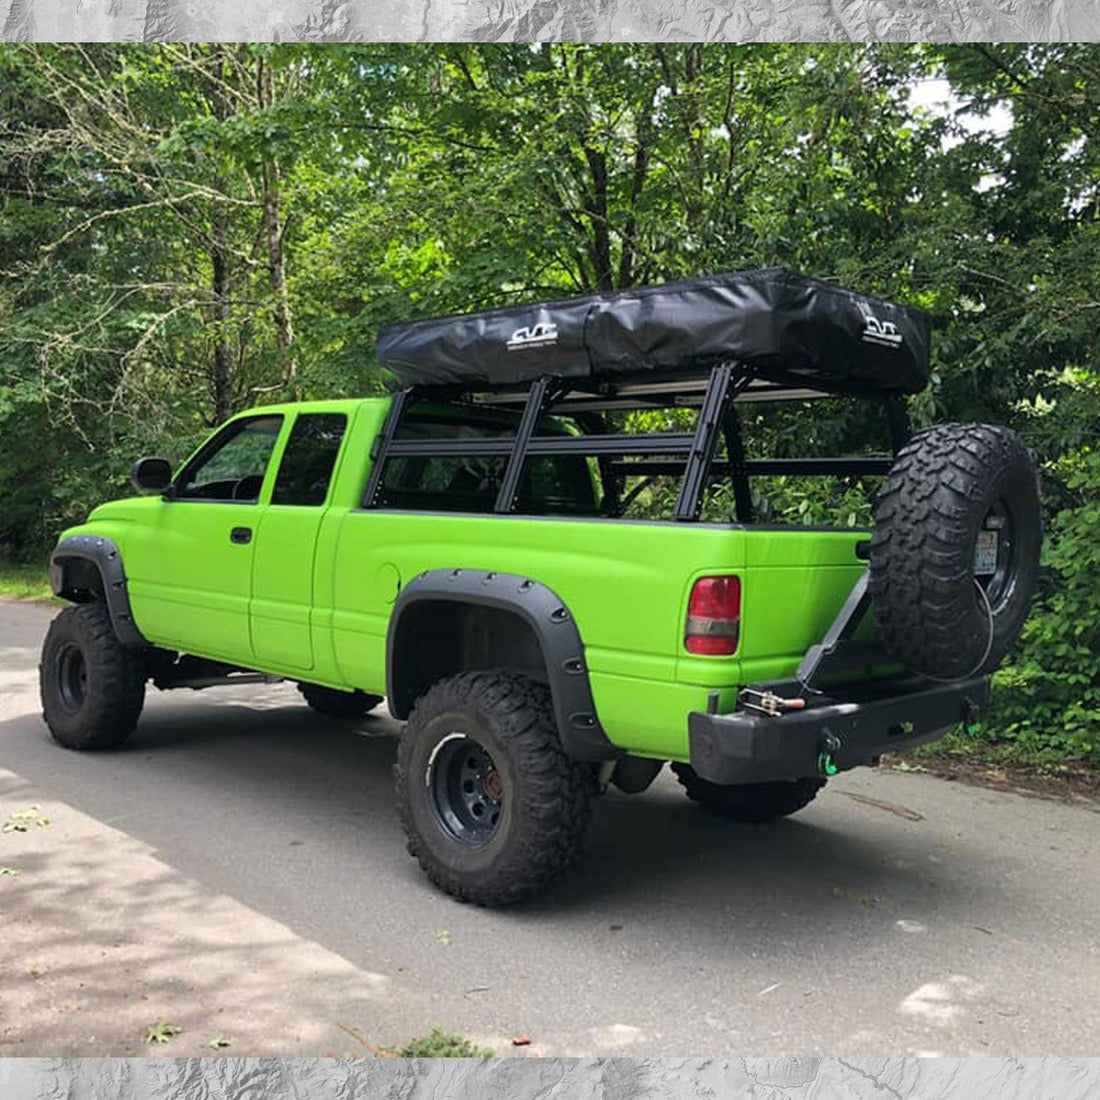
[868, 423, 1041, 679]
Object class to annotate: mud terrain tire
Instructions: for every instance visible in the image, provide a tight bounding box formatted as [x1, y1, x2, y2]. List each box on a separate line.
[298, 682, 382, 719]
[40, 603, 146, 750]
[395, 671, 595, 906]
[671, 764, 825, 822]
[869, 423, 1041, 679]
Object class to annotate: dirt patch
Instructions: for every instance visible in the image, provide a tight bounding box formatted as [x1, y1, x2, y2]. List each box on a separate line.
[887, 753, 1100, 807]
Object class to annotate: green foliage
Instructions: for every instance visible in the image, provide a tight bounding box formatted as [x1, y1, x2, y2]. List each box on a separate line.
[382, 1028, 493, 1058]
[1, 42, 1099, 763]
[144, 1022, 183, 1045]
[986, 445, 1100, 764]
[0, 558, 53, 601]
[2, 806, 50, 832]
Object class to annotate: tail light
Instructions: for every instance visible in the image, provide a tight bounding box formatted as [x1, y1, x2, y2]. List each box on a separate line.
[685, 575, 741, 655]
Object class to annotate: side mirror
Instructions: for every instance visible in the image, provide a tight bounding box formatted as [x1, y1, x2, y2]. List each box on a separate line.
[131, 456, 173, 496]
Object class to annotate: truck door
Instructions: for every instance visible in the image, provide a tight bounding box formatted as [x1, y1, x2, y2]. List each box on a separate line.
[123, 413, 285, 662]
[249, 412, 349, 671]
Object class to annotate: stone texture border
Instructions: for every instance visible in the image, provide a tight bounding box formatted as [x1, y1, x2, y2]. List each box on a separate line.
[2, 1058, 1100, 1097]
[1, 0, 1098, 43]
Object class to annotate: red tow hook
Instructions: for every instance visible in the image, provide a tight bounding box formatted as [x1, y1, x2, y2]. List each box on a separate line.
[738, 689, 807, 717]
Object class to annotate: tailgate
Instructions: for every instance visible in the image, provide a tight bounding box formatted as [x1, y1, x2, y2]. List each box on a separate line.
[738, 527, 874, 685]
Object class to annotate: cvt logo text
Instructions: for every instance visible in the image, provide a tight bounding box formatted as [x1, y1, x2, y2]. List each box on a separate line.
[506, 321, 559, 351]
[858, 305, 903, 349]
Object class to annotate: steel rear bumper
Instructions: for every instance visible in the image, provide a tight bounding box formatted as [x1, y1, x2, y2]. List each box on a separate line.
[687, 676, 990, 785]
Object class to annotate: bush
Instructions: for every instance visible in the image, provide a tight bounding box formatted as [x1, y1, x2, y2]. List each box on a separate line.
[984, 445, 1100, 764]
[382, 1028, 493, 1058]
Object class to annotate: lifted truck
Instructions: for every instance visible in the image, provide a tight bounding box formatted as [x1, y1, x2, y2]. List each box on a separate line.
[40, 269, 1041, 905]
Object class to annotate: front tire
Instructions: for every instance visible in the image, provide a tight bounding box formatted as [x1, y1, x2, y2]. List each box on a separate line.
[298, 682, 382, 719]
[395, 671, 595, 906]
[39, 603, 146, 750]
[671, 763, 824, 822]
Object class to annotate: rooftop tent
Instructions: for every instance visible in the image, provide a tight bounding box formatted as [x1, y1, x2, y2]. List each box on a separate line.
[376, 268, 932, 397]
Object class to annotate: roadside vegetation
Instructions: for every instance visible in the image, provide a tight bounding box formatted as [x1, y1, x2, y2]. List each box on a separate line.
[1, 43, 1097, 768]
[381, 1028, 493, 1058]
[0, 559, 54, 602]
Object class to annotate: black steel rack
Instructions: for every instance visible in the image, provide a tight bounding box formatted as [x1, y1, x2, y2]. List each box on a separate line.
[362, 363, 908, 523]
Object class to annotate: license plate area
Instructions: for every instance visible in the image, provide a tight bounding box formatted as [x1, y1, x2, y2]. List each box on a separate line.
[973, 529, 998, 575]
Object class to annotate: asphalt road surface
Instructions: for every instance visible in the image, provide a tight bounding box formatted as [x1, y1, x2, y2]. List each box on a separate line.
[2, 598, 1098, 1056]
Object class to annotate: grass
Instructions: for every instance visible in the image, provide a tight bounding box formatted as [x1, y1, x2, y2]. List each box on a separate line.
[0, 559, 54, 602]
[381, 1028, 494, 1058]
[914, 723, 1098, 771]
[889, 725, 1100, 799]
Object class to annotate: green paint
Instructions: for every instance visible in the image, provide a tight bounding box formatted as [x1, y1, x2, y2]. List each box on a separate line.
[59, 396, 868, 760]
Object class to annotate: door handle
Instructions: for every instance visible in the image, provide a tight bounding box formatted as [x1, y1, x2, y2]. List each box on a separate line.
[230, 526, 252, 545]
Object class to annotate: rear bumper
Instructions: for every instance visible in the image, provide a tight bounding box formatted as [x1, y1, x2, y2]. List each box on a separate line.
[687, 676, 990, 784]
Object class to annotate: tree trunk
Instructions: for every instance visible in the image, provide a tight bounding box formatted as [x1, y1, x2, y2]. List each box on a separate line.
[583, 145, 614, 292]
[257, 56, 296, 389]
[210, 192, 232, 422]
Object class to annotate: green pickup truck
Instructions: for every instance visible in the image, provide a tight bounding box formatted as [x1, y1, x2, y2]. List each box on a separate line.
[40, 270, 1041, 904]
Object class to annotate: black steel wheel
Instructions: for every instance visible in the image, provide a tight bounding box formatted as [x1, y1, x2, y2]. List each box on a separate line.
[40, 602, 146, 750]
[428, 733, 504, 846]
[54, 642, 88, 713]
[395, 671, 596, 906]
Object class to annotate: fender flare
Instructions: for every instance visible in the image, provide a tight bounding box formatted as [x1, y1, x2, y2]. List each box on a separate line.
[49, 534, 146, 649]
[386, 568, 620, 762]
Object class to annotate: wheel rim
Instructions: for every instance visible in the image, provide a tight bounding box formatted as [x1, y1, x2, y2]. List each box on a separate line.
[977, 499, 1017, 614]
[426, 733, 504, 847]
[55, 642, 88, 712]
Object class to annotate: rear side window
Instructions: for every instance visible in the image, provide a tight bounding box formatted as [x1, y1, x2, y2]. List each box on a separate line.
[377, 413, 596, 515]
[381, 418, 510, 513]
[271, 413, 348, 506]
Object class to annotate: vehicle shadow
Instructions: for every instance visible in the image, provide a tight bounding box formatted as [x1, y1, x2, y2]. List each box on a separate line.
[0, 687, 992, 951]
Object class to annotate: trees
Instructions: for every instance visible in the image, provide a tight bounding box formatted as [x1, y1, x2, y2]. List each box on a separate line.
[0, 44, 333, 548]
[925, 45, 1100, 761]
[0, 42, 1097, 759]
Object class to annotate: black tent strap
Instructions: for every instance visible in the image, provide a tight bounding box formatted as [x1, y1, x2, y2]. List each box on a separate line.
[723, 406, 754, 523]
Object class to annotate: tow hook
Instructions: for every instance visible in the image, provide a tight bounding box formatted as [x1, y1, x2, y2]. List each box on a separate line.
[817, 730, 842, 777]
[963, 696, 983, 737]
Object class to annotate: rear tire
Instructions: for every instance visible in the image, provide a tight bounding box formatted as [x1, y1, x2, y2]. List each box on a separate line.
[39, 603, 146, 750]
[671, 763, 824, 822]
[869, 423, 1041, 679]
[395, 671, 595, 906]
[298, 682, 382, 719]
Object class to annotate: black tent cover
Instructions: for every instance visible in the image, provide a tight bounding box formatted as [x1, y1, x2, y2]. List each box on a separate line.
[377, 268, 932, 395]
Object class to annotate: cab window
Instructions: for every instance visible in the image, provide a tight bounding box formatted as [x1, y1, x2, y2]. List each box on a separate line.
[173, 415, 284, 502]
[271, 413, 348, 506]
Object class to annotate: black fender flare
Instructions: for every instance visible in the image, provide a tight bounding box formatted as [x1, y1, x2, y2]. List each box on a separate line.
[49, 534, 146, 649]
[386, 568, 620, 762]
